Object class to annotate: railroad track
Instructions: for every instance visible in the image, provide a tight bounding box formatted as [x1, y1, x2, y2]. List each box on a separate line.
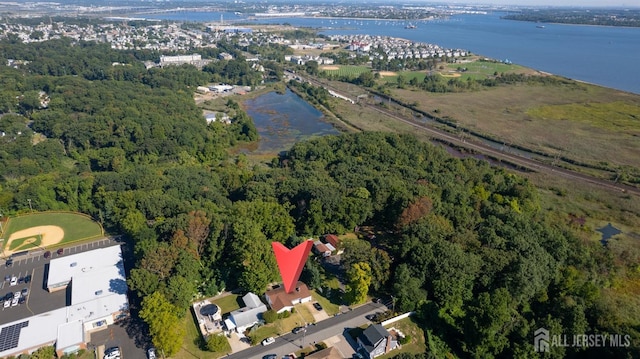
[294, 73, 640, 196]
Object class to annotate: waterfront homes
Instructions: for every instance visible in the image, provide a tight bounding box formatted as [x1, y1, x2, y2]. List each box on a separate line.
[331, 34, 468, 60]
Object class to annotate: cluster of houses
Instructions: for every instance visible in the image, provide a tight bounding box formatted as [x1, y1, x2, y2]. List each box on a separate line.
[285, 54, 335, 66]
[329, 34, 468, 60]
[191, 234, 403, 358]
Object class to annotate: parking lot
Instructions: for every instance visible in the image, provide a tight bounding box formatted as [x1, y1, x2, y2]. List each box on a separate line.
[0, 237, 119, 325]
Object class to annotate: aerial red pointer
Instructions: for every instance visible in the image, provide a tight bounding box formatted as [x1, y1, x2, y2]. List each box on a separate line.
[272, 240, 313, 293]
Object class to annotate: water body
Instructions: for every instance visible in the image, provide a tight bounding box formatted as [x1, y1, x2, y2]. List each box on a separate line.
[144, 11, 640, 94]
[242, 89, 340, 153]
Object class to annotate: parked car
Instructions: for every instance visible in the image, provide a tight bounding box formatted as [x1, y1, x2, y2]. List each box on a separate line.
[104, 347, 120, 359]
[14, 291, 20, 299]
[147, 347, 156, 359]
[24, 275, 31, 283]
[292, 326, 306, 334]
[18, 296, 25, 305]
[17, 277, 24, 284]
[4, 292, 13, 300]
[10, 276, 17, 286]
[4, 275, 10, 281]
[313, 302, 323, 311]
[3, 300, 9, 308]
[44, 251, 51, 259]
[261, 337, 275, 346]
[11, 297, 18, 306]
[263, 355, 277, 359]
[21, 288, 28, 296]
[5, 259, 13, 267]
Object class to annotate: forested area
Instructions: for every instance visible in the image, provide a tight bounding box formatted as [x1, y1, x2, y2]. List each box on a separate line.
[0, 36, 637, 358]
[502, 9, 640, 28]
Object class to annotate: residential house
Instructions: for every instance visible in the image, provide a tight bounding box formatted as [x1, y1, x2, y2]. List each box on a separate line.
[356, 324, 398, 359]
[313, 240, 335, 257]
[224, 292, 267, 333]
[324, 235, 343, 255]
[265, 282, 312, 314]
[218, 52, 234, 60]
[205, 112, 231, 125]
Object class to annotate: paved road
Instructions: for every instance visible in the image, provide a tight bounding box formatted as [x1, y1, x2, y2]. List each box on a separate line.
[226, 302, 387, 359]
[295, 74, 640, 197]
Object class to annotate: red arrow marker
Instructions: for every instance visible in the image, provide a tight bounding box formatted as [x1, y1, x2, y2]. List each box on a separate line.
[272, 240, 313, 293]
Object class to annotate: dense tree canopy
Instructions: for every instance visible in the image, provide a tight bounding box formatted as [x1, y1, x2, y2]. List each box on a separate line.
[0, 36, 636, 358]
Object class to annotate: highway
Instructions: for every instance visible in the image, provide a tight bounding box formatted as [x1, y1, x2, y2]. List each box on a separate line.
[291, 72, 640, 197]
[226, 301, 387, 359]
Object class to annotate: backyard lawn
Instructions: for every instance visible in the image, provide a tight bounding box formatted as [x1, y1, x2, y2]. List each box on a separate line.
[212, 293, 241, 314]
[175, 312, 231, 359]
[378, 317, 426, 359]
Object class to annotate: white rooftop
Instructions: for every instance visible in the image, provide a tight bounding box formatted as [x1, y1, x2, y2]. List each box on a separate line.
[48, 245, 124, 292]
[56, 320, 84, 350]
[0, 245, 129, 358]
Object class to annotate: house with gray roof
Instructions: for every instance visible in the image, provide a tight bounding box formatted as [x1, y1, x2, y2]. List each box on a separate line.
[357, 324, 398, 358]
[224, 292, 267, 333]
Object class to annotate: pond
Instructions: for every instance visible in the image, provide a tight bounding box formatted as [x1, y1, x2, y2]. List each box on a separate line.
[243, 88, 341, 154]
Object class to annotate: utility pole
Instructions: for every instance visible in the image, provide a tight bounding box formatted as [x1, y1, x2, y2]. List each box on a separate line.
[300, 323, 308, 349]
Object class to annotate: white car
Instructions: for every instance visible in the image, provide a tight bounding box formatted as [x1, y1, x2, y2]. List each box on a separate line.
[3, 300, 9, 308]
[9, 277, 17, 286]
[147, 347, 157, 359]
[261, 337, 275, 346]
[104, 347, 120, 359]
[11, 297, 18, 307]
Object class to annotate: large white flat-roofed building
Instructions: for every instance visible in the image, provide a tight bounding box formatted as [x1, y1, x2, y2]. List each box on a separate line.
[0, 245, 129, 358]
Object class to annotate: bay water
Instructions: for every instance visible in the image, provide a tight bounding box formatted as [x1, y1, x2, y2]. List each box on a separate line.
[144, 11, 640, 94]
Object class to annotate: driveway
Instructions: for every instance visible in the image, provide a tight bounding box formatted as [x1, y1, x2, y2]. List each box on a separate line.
[225, 301, 386, 359]
[304, 301, 329, 322]
[228, 331, 251, 353]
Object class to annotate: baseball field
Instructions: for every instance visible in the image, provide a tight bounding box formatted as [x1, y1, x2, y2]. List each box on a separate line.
[0, 212, 103, 256]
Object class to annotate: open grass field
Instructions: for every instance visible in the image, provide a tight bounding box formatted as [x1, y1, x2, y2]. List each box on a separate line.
[392, 81, 640, 172]
[320, 65, 370, 79]
[1, 212, 102, 255]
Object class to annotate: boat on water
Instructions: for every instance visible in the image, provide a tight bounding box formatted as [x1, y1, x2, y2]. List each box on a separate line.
[405, 23, 417, 29]
[536, 25, 545, 29]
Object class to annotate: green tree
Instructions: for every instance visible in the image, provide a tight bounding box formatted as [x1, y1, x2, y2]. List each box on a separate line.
[206, 334, 229, 352]
[346, 262, 371, 305]
[29, 346, 55, 359]
[139, 292, 185, 357]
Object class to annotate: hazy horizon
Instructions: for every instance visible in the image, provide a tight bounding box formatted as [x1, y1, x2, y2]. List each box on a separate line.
[452, 0, 639, 7]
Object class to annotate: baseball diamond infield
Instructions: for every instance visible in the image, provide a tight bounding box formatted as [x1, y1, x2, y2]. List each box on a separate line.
[1, 212, 103, 257]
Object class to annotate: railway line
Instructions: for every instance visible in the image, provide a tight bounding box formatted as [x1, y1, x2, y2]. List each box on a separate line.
[293, 73, 640, 196]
